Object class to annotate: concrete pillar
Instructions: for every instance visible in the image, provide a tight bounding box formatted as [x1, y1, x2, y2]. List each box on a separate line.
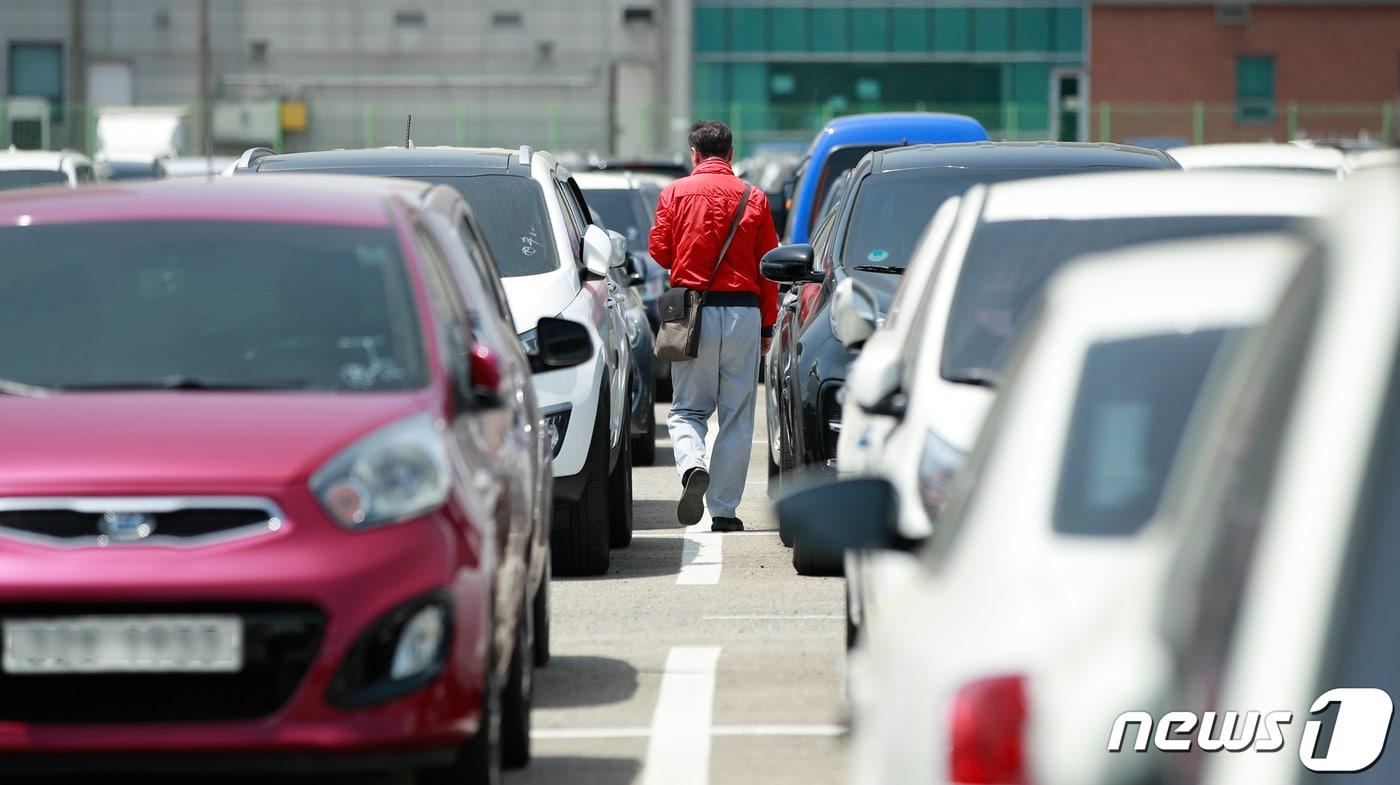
[666, 0, 693, 153]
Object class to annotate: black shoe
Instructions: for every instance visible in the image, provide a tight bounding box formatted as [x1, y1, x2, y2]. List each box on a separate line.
[678, 468, 710, 525]
[711, 516, 744, 533]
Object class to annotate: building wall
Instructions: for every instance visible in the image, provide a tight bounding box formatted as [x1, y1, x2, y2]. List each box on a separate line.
[1091, 3, 1400, 142]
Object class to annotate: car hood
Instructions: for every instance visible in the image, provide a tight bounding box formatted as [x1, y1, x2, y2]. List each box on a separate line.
[501, 267, 579, 334]
[0, 391, 435, 494]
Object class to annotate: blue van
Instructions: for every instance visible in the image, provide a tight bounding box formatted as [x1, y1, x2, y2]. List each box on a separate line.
[783, 112, 988, 243]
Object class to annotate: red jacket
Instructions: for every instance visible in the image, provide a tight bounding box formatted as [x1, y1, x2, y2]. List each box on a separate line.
[649, 158, 780, 330]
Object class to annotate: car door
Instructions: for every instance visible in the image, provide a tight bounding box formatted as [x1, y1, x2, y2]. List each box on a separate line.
[782, 207, 840, 460]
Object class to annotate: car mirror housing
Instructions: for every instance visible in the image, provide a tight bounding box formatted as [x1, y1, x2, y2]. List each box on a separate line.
[761, 244, 822, 284]
[606, 229, 630, 269]
[582, 224, 613, 280]
[830, 278, 881, 348]
[775, 477, 910, 553]
[850, 341, 905, 417]
[529, 317, 594, 373]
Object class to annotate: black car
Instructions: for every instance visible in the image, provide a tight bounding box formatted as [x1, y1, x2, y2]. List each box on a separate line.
[760, 141, 1179, 574]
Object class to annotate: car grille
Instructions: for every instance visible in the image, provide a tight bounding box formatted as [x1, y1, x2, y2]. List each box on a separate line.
[0, 603, 325, 723]
[0, 498, 283, 547]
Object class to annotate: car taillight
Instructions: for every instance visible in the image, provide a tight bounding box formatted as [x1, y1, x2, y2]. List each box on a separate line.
[949, 674, 1029, 785]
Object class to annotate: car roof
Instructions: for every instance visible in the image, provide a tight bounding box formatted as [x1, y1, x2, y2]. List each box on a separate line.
[0, 174, 431, 227]
[981, 170, 1340, 222]
[817, 112, 989, 149]
[0, 149, 86, 170]
[1168, 143, 1348, 172]
[249, 146, 540, 177]
[874, 141, 1176, 174]
[573, 170, 639, 190]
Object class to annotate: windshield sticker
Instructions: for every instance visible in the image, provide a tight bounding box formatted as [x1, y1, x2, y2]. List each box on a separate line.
[866, 249, 889, 263]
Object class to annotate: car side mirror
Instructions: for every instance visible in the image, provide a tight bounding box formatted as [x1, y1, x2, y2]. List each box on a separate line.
[626, 253, 647, 287]
[830, 278, 881, 349]
[850, 341, 906, 418]
[606, 229, 630, 269]
[582, 225, 613, 280]
[529, 317, 594, 373]
[761, 244, 822, 284]
[776, 477, 912, 552]
[468, 343, 508, 408]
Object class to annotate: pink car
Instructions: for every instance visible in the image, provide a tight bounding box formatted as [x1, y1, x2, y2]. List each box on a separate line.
[0, 176, 591, 782]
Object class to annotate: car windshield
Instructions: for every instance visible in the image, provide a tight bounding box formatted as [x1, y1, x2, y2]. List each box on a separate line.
[423, 175, 559, 278]
[0, 222, 428, 392]
[808, 144, 884, 231]
[941, 214, 1303, 382]
[0, 169, 68, 191]
[582, 187, 651, 247]
[1053, 329, 1231, 537]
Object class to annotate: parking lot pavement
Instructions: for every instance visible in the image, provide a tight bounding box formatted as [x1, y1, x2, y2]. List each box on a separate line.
[510, 399, 849, 785]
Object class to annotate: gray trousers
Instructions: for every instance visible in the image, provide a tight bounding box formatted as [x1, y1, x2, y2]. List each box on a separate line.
[668, 305, 761, 519]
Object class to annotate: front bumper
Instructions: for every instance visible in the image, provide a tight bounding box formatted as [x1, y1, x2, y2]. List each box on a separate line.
[0, 488, 489, 759]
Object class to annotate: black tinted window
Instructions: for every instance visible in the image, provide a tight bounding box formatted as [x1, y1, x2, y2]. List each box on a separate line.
[809, 145, 883, 230]
[0, 222, 427, 392]
[942, 215, 1300, 382]
[1054, 330, 1230, 537]
[424, 175, 558, 277]
[582, 188, 650, 246]
[0, 170, 68, 190]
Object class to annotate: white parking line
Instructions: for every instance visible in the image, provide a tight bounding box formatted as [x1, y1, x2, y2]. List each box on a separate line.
[702, 615, 843, 621]
[633, 530, 777, 539]
[641, 646, 721, 785]
[678, 532, 723, 585]
[532, 723, 847, 740]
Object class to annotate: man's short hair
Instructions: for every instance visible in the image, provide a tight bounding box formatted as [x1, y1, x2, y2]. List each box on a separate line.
[689, 120, 733, 159]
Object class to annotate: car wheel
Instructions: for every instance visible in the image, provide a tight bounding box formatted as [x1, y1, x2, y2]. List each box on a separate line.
[632, 387, 657, 466]
[502, 594, 534, 769]
[532, 555, 551, 668]
[550, 403, 611, 576]
[608, 422, 634, 548]
[776, 432, 797, 547]
[792, 538, 843, 576]
[417, 644, 502, 785]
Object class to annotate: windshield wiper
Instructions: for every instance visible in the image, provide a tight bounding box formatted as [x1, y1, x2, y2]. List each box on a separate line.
[60, 375, 311, 392]
[0, 378, 51, 398]
[851, 264, 905, 275]
[944, 368, 1001, 388]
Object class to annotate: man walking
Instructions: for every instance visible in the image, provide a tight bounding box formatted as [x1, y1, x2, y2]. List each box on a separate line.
[649, 120, 779, 532]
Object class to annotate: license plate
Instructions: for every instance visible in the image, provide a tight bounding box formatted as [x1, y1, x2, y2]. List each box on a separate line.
[3, 615, 243, 674]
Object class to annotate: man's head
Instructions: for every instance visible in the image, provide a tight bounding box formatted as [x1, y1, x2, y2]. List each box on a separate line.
[689, 120, 734, 167]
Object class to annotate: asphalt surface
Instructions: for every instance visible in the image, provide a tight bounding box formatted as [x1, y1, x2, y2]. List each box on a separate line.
[511, 398, 848, 785]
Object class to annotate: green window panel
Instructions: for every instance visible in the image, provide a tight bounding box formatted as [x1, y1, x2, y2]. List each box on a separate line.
[1015, 7, 1052, 52]
[731, 7, 768, 52]
[891, 8, 928, 52]
[1054, 6, 1083, 53]
[973, 7, 1011, 53]
[1236, 55, 1276, 123]
[813, 8, 849, 52]
[8, 43, 64, 103]
[771, 8, 809, 53]
[1012, 62, 1050, 101]
[852, 8, 890, 53]
[933, 8, 971, 52]
[693, 62, 728, 113]
[695, 7, 728, 53]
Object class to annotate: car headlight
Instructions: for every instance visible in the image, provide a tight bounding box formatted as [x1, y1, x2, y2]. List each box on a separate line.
[542, 404, 572, 458]
[310, 414, 452, 530]
[917, 427, 965, 525]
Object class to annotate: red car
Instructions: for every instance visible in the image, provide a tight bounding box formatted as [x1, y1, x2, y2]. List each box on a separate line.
[0, 176, 591, 782]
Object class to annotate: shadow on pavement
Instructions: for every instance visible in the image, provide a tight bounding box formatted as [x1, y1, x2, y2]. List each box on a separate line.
[631, 499, 684, 531]
[504, 756, 640, 785]
[558, 536, 684, 582]
[533, 656, 640, 708]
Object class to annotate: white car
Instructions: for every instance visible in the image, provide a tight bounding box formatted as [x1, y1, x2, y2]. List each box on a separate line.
[1035, 169, 1400, 785]
[0, 148, 98, 190]
[1168, 142, 1348, 177]
[234, 145, 635, 576]
[836, 171, 1337, 649]
[779, 232, 1308, 785]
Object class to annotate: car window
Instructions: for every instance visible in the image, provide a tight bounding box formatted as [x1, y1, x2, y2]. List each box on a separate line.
[0, 170, 69, 191]
[1053, 329, 1232, 537]
[414, 225, 472, 342]
[74, 164, 96, 184]
[0, 221, 428, 392]
[420, 175, 558, 278]
[941, 214, 1304, 384]
[582, 187, 651, 247]
[808, 144, 884, 232]
[554, 179, 586, 261]
[456, 216, 515, 325]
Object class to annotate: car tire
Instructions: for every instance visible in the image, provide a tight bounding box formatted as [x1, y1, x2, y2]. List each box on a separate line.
[502, 595, 534, 769]
[532, 556, 551, 668]
[550, 404, 611, 577]
[632, 389, 657, 466]
[776, 434, 797, 547]
[417, 645, 502, 785]
[792, 538, 843, 576]
[608, 422, 634, 549]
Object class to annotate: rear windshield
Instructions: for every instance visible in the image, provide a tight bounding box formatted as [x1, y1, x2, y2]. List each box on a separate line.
[0, 170, 68, 191]
[582, 187, 651, 248]
[1053, 329, 1231, 537]
[0, 222, 427, 392]
[412, 175, 558, 278]
[942, 215, 1302, 383]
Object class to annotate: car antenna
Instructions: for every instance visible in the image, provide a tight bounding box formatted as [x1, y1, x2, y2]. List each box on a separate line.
[404, 114, 414, 149]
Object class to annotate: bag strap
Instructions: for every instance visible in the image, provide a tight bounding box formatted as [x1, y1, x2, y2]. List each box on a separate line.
[699, 184, 753, 304]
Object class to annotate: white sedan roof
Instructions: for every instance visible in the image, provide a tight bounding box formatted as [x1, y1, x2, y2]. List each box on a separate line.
[573, 170, 638, 190]
[0, 150, 83, 171]
[1167, 143, 1347, 175]
[981, 170, 1339, 222]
